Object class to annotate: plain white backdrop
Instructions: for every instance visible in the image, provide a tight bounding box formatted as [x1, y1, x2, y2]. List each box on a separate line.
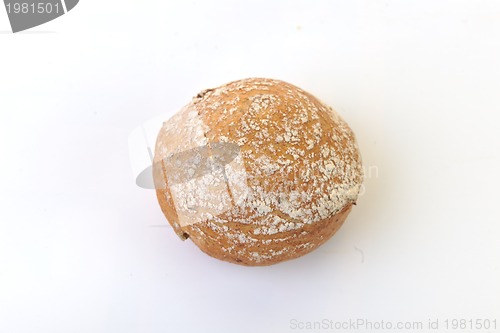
[1, 1, 499, 332]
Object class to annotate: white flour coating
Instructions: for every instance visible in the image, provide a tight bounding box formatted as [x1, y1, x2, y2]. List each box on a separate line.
[154, 105, 250, 228]
[154, 78, 363, 263]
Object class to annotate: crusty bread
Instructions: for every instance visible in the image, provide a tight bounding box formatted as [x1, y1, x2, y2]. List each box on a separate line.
[153, 78, 363, 266]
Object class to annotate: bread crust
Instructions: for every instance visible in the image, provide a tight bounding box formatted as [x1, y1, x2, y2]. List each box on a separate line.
[153, 78, 363, 266]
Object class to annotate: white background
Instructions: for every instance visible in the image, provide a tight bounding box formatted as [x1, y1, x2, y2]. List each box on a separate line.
[1, 1, 499, 332]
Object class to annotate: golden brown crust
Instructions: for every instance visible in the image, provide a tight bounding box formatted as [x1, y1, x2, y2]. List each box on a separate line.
[153, 78, 363, 266]
[186, 204, 353, 266]
[155, 178, 353, 266]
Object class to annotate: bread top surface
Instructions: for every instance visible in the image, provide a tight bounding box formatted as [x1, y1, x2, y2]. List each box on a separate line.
[154, 78, 363, 241]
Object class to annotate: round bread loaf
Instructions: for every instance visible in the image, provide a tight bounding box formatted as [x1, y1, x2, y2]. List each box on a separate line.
[153, 78, 363, 266]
